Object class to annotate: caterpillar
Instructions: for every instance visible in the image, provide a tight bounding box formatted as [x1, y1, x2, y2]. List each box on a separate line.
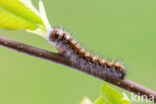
[48, 28, 126, 79]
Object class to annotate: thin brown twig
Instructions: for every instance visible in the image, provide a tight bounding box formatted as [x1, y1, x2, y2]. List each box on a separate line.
[0, 36, 156, 103]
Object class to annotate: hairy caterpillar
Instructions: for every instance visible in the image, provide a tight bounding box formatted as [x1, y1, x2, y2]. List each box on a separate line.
[48, 29, 126, 79]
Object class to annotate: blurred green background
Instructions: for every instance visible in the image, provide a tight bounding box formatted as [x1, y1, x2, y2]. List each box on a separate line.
[0, 0, 156, 104]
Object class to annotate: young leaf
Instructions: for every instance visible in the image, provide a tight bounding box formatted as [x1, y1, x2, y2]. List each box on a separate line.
[94, 85, 131, 104]
[80, 97, 93, 104]
[94, 97, 109, 104]
[0, 0, 46, 31]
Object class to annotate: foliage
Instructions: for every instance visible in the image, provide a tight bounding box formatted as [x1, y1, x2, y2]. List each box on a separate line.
[0, 0, 51, 37]
[80, 85, 131, 104]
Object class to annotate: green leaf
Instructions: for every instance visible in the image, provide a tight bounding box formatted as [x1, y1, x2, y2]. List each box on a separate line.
[94, 97, 109, 104]
[0, 0, 45, 31]
[94, 85, 131, 104]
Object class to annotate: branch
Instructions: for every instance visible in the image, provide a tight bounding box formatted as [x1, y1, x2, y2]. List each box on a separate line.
[0, 36, 156, 103]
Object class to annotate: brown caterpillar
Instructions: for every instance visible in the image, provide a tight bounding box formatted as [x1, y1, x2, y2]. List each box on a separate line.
[48, 29, 126, 79]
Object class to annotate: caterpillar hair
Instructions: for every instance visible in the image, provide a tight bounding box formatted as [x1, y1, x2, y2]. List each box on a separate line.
[48, 28, 126, 79]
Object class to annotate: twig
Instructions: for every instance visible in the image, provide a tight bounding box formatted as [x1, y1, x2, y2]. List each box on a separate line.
[0, 36, 156, 103]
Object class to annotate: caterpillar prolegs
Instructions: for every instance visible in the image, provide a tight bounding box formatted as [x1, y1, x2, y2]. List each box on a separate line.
[49, 29, 126, 79]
